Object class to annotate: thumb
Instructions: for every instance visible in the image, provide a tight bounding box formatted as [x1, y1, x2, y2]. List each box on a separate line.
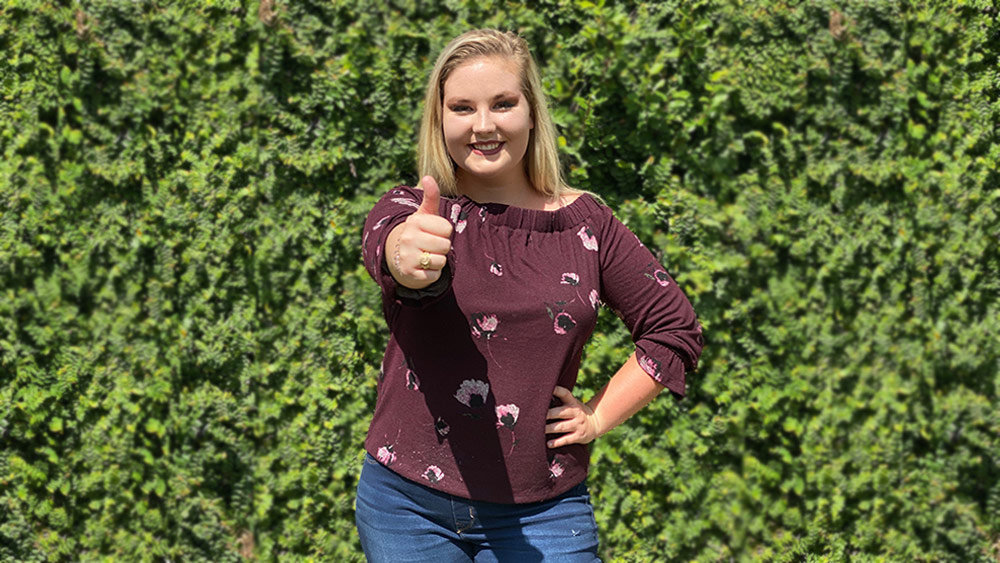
[415, 175, 441, 216]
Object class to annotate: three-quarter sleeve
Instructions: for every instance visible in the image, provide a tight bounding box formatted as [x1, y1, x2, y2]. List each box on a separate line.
[596, 208, 703, 397]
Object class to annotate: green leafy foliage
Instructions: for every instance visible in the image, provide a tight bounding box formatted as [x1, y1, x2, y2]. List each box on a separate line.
[1, 1, 997, 561]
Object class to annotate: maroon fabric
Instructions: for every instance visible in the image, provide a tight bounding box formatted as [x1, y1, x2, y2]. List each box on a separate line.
[361, 185, 703, 504]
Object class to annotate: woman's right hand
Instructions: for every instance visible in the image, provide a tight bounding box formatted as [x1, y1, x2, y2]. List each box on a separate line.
[385, 176, 453, 289]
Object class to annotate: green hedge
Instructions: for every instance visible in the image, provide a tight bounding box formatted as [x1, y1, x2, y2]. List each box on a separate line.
[1, 1, 997, 561]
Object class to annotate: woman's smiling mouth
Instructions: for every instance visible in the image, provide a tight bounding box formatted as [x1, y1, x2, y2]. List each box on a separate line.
[470, 141, 505, 155]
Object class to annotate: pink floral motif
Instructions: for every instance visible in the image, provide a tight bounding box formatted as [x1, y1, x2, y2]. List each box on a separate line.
[435, 417, 450, 437]
[479, 208, 488, 222]
[484, 251, 503, 276]
[450, 204, 467, 233]
[471, 313, 499, 339]
[454, 379, 490, 408]
[549, 459, 564, 479]
[496, 403, 520, 454]
[645, 268, 670, 287]
[553, 311, 576, 335]
[376, 445, 396, 466]
[589, 289, 600, 310]
[406, 370, 419, 391]
[470, 312, 502, 366]
[560, 272, 580, 286]
[577, 226, 598, 251]
[495, 404, 519, 430]
[638, 355, 661, 379]
[391, 197, 420, 209]
[373, 216, 390, 230]
[423, 465, 444, 484]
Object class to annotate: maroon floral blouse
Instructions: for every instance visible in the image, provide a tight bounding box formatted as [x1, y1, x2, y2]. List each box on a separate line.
[361, 184, 703, 504]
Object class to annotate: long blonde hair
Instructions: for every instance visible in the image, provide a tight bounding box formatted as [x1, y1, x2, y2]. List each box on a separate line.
[417, 29, 574, 199]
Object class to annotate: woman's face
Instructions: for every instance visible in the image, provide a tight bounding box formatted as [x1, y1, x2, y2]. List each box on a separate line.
[441, 57, 534, 187]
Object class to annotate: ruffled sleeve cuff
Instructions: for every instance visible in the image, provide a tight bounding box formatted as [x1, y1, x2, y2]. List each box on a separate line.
[635, 340, 688, 399]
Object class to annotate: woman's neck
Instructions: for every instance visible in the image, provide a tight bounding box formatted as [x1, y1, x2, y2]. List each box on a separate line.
[457, 169, 555, 210]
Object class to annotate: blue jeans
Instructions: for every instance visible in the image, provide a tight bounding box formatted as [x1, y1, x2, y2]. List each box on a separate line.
[355, 453, 601, 562]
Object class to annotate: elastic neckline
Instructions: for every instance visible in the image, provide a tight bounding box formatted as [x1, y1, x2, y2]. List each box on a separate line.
[454, 193, 602, 232]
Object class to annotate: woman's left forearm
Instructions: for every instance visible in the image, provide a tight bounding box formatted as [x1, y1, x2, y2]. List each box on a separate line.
[546, 352, 665, 448]
[586, 352, 664, 439]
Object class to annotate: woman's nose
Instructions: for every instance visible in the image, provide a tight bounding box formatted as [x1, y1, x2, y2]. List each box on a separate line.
[472, 110, 495, 134]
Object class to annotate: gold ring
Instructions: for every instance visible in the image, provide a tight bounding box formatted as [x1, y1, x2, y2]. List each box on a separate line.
[418, 251, 432, 270]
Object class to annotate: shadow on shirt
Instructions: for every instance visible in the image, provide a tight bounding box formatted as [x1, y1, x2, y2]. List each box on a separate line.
[394, 288, 545, 560]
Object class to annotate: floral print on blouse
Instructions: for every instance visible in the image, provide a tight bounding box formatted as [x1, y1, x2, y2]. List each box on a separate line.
[360, 185, 703, 504]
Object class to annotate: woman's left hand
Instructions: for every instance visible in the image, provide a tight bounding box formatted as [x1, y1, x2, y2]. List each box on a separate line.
[545, 386, 604, 448]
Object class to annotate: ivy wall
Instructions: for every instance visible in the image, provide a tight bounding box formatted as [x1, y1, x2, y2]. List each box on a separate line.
[1, 1, 998, 561]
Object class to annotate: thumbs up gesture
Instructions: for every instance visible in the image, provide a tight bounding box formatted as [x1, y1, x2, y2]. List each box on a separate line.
[385, 176, 454, 289]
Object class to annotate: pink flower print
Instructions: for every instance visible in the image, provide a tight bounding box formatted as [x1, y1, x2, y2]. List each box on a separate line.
[373, 216, 390, 230]
[638, 355, 661, 380]
[454, 379, 490, 408]
[496, 403, 520, 454]
[470, 312, 502, 366]
[485, 251, 503, 276]
[577, 226, 598, 251]
[561, 273, 586, 302]
[653, 270, 670, 286]
[546, 301, 577, 335]
[450, 204, 467, 233]
[471, 313, 498, 340]
[643, 262, 670, 287]
[391, 197, 420, 209]
[495, 404, 519, 430]
[479, 207, 488, 222]
[554, 311, 576, 335]
[405, 370, 420, 391]
[423, 465, 444, 484]
[376, 445, 396, 466]
[549, 459, 564, 479]
[435, 417, 450, 437]
[589, 289, 600, 311]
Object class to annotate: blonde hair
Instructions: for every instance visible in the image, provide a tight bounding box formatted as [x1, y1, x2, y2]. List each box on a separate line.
[417, 29, 575, 199]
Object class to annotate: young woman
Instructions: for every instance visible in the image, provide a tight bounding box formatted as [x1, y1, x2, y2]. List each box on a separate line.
[357, 29, 703, 561]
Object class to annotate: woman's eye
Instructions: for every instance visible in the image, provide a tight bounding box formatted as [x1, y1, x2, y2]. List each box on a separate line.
[494, 100, 515, 110]
[450, 105, 472, 113]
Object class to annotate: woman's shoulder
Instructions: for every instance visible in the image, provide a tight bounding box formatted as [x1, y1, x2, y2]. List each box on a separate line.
[557, 187, 607, 209]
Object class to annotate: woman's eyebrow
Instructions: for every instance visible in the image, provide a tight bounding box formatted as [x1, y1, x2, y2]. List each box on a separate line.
[445, 91, 520, 105]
